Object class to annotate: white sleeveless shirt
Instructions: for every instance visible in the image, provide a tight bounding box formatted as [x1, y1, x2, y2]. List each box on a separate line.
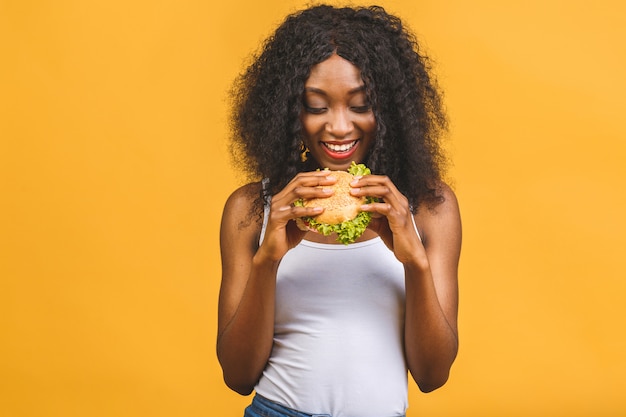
[256, 189, 410, 417]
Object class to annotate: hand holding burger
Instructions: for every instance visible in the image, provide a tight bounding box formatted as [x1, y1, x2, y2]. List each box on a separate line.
[295, 162, 376, 244]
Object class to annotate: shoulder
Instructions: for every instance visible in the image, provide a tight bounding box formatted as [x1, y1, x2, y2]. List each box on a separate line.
[223, 182, 263, 213]
[414, 182, 461, 248]
[221, 182, 264, 245]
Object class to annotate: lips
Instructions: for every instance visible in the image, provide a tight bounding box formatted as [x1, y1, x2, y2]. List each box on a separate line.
[321, 140, 359, 159]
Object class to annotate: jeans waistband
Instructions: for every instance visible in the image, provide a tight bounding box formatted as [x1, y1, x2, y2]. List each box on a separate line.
[249, 394, 331, 417]
[248, 393, 406, 417]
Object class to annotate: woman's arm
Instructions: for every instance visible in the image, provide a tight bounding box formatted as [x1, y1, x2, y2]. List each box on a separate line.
[353, 178, 461, 392]
[217, 183, 277, 395]
[405, 184, 461, 392]
[217, 172, 337, 395]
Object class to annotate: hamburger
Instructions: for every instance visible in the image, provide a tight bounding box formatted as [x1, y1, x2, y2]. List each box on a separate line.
[295, 162, 376, 245]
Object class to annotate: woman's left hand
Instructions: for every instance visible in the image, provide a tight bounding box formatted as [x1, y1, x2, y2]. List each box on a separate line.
[353, 174, 461, 392]
[350, 174, 424, 265]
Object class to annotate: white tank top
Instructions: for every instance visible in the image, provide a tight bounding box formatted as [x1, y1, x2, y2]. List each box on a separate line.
[256, 188, 409, 417]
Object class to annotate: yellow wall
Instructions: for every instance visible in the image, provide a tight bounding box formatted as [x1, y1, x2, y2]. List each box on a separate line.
[1, 1, 625, 416]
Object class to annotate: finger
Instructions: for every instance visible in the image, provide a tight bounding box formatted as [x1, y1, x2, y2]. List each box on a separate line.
[270, 203, 324, 222]
[350, 175, 400, 199]
[360, 201, 393, 216]
[292, 184, 335, 200]
[350, 184, 394, 199]
[350, 174, 390, 188]
[275, 171, 337, 205]
[352, 186, 407, 215]
[273, 184, 334, 210]
[367, 216, 393, 247]
[293, 170, 337, 186]
[274, 171, 337, 203]
[350, 175, 410, 212]
[361, 200, 412, 229]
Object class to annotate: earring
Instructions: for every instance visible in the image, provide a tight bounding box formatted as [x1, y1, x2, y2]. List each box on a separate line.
[300, 141, 310, 162]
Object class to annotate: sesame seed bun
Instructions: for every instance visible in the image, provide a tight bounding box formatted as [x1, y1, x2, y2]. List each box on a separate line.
[300, 170, 366, 225]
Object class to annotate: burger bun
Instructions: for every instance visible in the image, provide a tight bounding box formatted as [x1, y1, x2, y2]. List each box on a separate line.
[298, 170, 366, 227]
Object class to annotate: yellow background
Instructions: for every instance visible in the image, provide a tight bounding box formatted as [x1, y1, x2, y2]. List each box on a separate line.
[1, 0, 625, 416]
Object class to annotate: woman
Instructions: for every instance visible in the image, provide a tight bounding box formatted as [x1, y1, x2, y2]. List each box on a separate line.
[218, 5, 461, 417]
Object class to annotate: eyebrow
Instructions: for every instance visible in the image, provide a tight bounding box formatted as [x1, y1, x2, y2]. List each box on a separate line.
[304, 85, 366, 96]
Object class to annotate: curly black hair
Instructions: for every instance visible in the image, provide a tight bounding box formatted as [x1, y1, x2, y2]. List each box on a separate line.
[229, 4, 448, 211]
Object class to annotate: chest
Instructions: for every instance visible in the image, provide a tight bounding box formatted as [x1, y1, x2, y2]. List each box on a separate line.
[274, 239, 406, 327]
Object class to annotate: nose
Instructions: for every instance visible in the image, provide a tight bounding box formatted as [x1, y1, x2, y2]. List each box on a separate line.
[325, 108, 353, 138]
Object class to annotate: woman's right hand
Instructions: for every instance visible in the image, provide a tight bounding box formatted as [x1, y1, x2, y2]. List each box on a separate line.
[218, 172, 333, 394]
[256, 170, 336, 262]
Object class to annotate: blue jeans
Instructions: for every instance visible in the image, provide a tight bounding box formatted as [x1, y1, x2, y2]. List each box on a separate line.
[244, 394, 332, 417]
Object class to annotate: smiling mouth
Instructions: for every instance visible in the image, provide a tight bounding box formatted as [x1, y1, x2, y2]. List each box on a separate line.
[322, 140, 358, 153]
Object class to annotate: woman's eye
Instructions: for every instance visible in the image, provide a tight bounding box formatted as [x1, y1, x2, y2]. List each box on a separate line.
[304, 106, 327, 114]
[351, 105, 371, 113]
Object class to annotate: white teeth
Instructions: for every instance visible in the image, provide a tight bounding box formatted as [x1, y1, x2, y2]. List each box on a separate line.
[324, 141, 356, 152]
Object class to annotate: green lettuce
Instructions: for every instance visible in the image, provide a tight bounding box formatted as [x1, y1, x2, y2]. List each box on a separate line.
[347, 161, 371, 176]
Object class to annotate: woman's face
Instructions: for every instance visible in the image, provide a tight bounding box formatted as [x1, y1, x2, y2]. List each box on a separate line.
[300, 53, 377, 171]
